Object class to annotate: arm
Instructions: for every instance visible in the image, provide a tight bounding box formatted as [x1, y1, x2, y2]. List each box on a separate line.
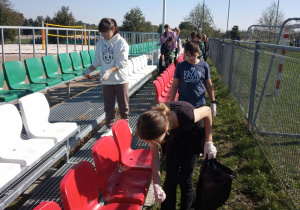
[91, 41, 102, 69]
[194, 106, 217, 158]
[112, 41, 129, 73]
[205, 79, 215, 102]
[149, 143, 162, 185]
[170, 78, 179, 101]
[150, 142, 166, 202]
[193, 106, 212, 142]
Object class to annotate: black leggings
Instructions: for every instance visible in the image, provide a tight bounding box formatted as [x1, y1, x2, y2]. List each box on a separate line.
[161, 120, 205, 210]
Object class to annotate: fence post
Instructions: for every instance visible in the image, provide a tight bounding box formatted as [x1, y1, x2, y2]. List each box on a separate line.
[248, 41, 260, 128]
[228, 44, 235, 92]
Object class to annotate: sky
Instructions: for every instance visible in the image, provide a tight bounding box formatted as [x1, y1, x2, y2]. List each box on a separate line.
[8, 0, 300, 32]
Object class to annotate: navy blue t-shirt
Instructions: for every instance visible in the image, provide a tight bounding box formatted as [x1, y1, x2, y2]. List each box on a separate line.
[174, 60, 210, 107]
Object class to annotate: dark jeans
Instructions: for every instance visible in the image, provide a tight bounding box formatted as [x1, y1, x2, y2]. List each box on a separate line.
[161, 120, 205, 210]
[159, 56, 171, 75]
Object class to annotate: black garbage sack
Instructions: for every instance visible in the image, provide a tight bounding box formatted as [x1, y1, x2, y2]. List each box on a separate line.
[196, 156, 236, 210]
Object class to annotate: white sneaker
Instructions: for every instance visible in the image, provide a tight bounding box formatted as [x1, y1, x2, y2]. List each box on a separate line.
[102, 128, 113, 137]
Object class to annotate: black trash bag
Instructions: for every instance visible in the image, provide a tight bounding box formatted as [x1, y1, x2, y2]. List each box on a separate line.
[196, 156, 236, 210]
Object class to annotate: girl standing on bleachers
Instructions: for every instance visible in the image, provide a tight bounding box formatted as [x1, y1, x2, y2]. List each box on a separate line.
[82, 18, 129, 136]
[159, 36, 173, 75]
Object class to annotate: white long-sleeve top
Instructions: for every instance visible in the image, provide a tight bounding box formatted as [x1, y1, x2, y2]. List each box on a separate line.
[92, 34, 129, 85]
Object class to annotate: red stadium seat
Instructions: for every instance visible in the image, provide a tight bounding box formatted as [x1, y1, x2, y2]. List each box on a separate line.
[60, 160, 141, 210]
[92, 136, 151, 206]
[112, 119, 151, 171]
[33, 201, 61, 210]
[157, 76, 170, 97]
[153, 80, 171, 103]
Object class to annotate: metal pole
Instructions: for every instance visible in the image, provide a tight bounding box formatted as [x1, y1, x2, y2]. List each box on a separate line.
[248, 41, 260, 128]
[162, 0, 166, 33]
[203, 0, 205, 33]
[275, 0, 279, 26]
[226, 0, 230, 38]
[1, 29, 5, 63]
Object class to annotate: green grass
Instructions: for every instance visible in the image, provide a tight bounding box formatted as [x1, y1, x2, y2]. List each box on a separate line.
[152, 60, 295, 210]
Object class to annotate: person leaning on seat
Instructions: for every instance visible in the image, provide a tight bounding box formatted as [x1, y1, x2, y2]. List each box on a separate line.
[82, 18, 129, 137]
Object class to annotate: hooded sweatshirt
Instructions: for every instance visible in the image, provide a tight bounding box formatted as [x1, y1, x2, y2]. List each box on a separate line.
[92, 34, 129, 85]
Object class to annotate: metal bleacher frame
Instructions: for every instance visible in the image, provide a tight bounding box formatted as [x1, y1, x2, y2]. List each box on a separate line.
[0, 56, 158, 210]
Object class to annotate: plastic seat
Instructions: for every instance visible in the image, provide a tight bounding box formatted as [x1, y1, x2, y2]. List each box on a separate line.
[2, 61, 46, 93]
[24, 58, 62, 87]
[88, 49, 95, 63]
[112, 119, 151, 171]
[60, 161, 141, 210]
[58, 53, 83, 76]
[161, 72, 172, 88]
[131, 58, 147, 77]
[153, 80, 170, 104]
[92, 136, 151, 206]
[33, 201, 62, 210]
[80, 50, 91, 68]
[128, 59, 144, 83]
[69, 51, 85, 71]
[0, 162, 21, 189]
[0, 104, 54, 167]
[19, 92, 78, 143]
[0, 69, 27, 102]
[157, 76, 171, 97]
[42, 55, 75, 81]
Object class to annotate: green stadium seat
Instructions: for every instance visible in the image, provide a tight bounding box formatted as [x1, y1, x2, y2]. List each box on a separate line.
[87, 50, 101, 70]
[88, 50, 95, 63]
[69, 52, 85, 71]
[79, 51, 91, 68]
[42, 55, 75, 81]
[3, 61, 46, 93]
[57, 53, 83, 76]
[0, 69, 27, 102]
[24, 58, 62, 87]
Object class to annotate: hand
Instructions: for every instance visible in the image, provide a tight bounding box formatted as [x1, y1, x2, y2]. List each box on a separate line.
[102, 69, 112, 81]
[153, 184, 166, 202]
[210, 103, 217, 117]
[204, 142, 217, 159]
[82, 68, 91, 77]
[162, 60, 166, 67]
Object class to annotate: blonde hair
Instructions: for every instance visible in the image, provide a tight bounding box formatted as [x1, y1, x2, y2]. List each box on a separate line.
[152, 103, 170, 116]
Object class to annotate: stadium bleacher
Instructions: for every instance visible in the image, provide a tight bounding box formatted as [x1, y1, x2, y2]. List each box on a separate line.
[0, 52, 163, 209]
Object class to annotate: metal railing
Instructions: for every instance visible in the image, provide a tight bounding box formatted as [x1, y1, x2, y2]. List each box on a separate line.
[209, 38, 300, 209]
[0, 26, 160, 63]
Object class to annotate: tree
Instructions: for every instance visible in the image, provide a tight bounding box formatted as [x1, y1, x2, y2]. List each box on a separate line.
[122, 7, 147, 32]
[0, 0, 24, 41]
[258, 1, 284, 27]
[184, 2, 214, 34]
[52, 6, 76, 26]
[179, 21, 195, 40]
[51, 6, 76, 43]
[230, 25, 240, 40]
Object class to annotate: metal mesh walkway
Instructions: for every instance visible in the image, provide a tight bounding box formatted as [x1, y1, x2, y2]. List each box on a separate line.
[20, 78, 157, 209]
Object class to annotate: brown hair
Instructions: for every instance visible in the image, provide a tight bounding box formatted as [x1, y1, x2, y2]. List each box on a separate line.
[196, 33, 202, 40]
[136, 103, 170, 141]
[166, 36, 173, 43]
[184, 41, 200, 55]
[190, 31, 197, 40]
[174, 27, 180, 34]
[98, 18, 119, 35]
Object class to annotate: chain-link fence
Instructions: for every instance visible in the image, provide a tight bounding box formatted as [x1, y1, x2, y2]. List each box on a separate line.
[209, 38, 300, 208]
